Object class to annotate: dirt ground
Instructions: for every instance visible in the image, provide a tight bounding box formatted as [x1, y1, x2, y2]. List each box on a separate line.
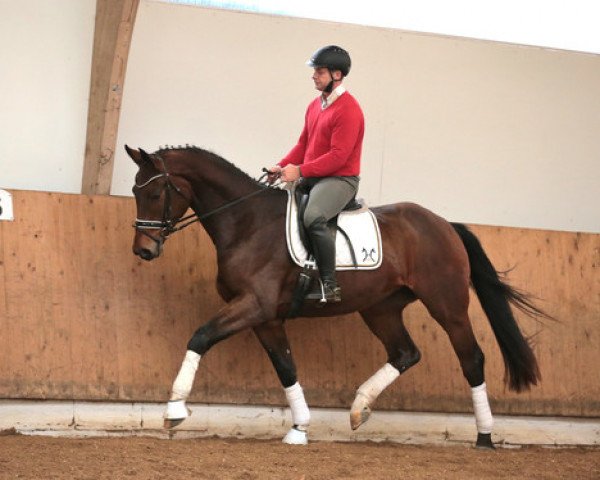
[1, 434, 598, 480]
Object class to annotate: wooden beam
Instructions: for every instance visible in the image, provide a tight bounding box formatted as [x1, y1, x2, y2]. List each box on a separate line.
[81, 0, 139, 195]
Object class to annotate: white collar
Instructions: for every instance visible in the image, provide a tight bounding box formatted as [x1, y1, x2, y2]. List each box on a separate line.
[321, 85, 346, 109]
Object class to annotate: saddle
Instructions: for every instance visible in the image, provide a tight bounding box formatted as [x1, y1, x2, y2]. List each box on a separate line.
[284, 183, 382, 318]
[285, 184, 382, 271]
[294, 187, 361, 263]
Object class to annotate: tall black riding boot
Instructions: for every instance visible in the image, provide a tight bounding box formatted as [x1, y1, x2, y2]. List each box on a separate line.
[305, 217, 341, 304]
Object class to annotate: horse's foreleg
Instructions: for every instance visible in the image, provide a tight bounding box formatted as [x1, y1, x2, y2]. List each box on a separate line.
[164, 294, 265, 429]
[164, 350, 200, 427]
[353, 296, 420, 430]
[253, 321, 309, 445]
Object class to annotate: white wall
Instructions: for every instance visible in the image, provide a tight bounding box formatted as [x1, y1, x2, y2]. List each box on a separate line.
[113, 2, 600, 233]
[0, 0, 96, 193]
[1, 0, 598, 233]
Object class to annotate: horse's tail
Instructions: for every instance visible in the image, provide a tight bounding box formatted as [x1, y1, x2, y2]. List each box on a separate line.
[451, 222, 549, 392]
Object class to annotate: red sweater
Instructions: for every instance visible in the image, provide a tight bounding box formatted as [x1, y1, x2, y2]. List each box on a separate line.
[279, 91, 364, 177]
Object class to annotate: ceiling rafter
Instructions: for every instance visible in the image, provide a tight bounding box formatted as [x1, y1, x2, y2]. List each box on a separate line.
[82, 0, 140, 195]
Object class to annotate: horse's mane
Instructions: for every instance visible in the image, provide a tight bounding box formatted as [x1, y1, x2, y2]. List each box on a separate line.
[155, 145, 266, 187]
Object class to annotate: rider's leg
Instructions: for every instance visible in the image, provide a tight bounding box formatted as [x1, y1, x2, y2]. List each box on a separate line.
[305, 215, 340, 301]
[303, 176, 358, 302]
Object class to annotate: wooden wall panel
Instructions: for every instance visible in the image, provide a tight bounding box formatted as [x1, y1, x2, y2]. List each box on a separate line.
[0, 210, 8, 393]
[0, 190, 598, 417]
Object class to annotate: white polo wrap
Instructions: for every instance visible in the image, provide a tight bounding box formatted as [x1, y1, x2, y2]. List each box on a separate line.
[471, 382, 494, 434]
[164, 399, 189, 420]
[170, 350, 201, 401]
[284, 382, 310, 427]
[356, 363, 400, 404]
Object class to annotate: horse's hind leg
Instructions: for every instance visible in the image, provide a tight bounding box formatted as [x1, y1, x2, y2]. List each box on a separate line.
[352, 292, 420, 430]
[253, 321, 310, 445]
[417, 281, 495, 449]
[443, 318, 494, 448]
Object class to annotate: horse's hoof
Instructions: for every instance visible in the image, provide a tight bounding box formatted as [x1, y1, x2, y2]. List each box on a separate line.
[163, 418, 186, 429]
[282, 427, 308, 445]
[163, 400, 191, 429]
[475, 432, 495, 450]
[349, 407, 371, 430]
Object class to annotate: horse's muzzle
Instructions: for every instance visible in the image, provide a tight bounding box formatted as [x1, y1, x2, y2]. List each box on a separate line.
[133, 231, 163, 260]
[135, 246, 158, 261]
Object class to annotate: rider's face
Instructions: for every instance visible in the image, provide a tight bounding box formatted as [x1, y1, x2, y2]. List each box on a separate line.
[312, 67, 340, 91]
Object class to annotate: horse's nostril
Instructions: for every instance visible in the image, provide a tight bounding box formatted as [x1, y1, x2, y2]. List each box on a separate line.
[139, 248, 155, 261]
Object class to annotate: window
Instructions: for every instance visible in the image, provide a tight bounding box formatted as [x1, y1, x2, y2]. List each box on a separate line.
[156, 0, 600, 55]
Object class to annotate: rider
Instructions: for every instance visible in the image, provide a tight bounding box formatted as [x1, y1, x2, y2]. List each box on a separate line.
[269, 45, 365, 303]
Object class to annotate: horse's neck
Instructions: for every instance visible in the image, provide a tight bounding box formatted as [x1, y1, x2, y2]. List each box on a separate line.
[188, 160, 259, 211]
[183, 154, 274, 248]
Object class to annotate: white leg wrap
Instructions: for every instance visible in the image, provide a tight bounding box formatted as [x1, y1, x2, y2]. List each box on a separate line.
[356, 363, 400, 405]
[471, 382, 494, 434]
[164, 399, 190, 420]
[282, 427, 308, 445]
[284, 382, 310, 427]
[170, 350, 201, 401]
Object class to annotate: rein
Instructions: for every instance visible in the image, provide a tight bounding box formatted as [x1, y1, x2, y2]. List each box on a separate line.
[133, 155, 280, 241]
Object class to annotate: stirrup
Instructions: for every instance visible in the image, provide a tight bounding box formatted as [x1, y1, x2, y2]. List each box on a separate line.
[305, 279, 341, 304]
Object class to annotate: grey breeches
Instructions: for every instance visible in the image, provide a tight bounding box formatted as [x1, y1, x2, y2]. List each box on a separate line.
[302, 176, 360, 228]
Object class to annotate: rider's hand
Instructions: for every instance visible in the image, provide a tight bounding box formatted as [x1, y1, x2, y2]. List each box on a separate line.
[280, 165, 301, 183]
[266, 165, 282, 184]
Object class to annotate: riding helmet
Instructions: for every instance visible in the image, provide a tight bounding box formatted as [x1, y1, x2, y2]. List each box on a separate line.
[306, 45, 351, 77]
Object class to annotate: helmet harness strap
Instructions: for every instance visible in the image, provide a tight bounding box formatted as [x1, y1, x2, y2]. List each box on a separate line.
[324, 68, 336, 93]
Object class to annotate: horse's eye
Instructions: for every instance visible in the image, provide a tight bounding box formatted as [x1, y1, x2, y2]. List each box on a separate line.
[149, 189, 162, 200]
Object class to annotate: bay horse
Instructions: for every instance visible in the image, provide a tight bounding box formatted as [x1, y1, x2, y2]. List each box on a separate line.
[125, 144, 548, 448]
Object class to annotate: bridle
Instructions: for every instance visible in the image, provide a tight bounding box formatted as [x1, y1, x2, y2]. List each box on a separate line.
[133, 172, 189, 244]
[133, 154, 278, 246]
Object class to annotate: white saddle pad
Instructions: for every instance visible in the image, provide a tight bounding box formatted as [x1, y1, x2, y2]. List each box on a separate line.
[285, 186, 383, 271]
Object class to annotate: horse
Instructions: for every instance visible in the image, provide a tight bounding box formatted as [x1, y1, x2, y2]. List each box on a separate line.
[125, 144, 549, 448]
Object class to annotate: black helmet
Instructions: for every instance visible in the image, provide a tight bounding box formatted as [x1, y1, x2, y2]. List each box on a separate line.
[306, 45, 351, 77]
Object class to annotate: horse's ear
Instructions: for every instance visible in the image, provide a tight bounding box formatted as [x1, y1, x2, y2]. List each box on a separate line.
[124, 144, 144, 165]
[139, 148, 153, 164]
[124, 145, 154, 166]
